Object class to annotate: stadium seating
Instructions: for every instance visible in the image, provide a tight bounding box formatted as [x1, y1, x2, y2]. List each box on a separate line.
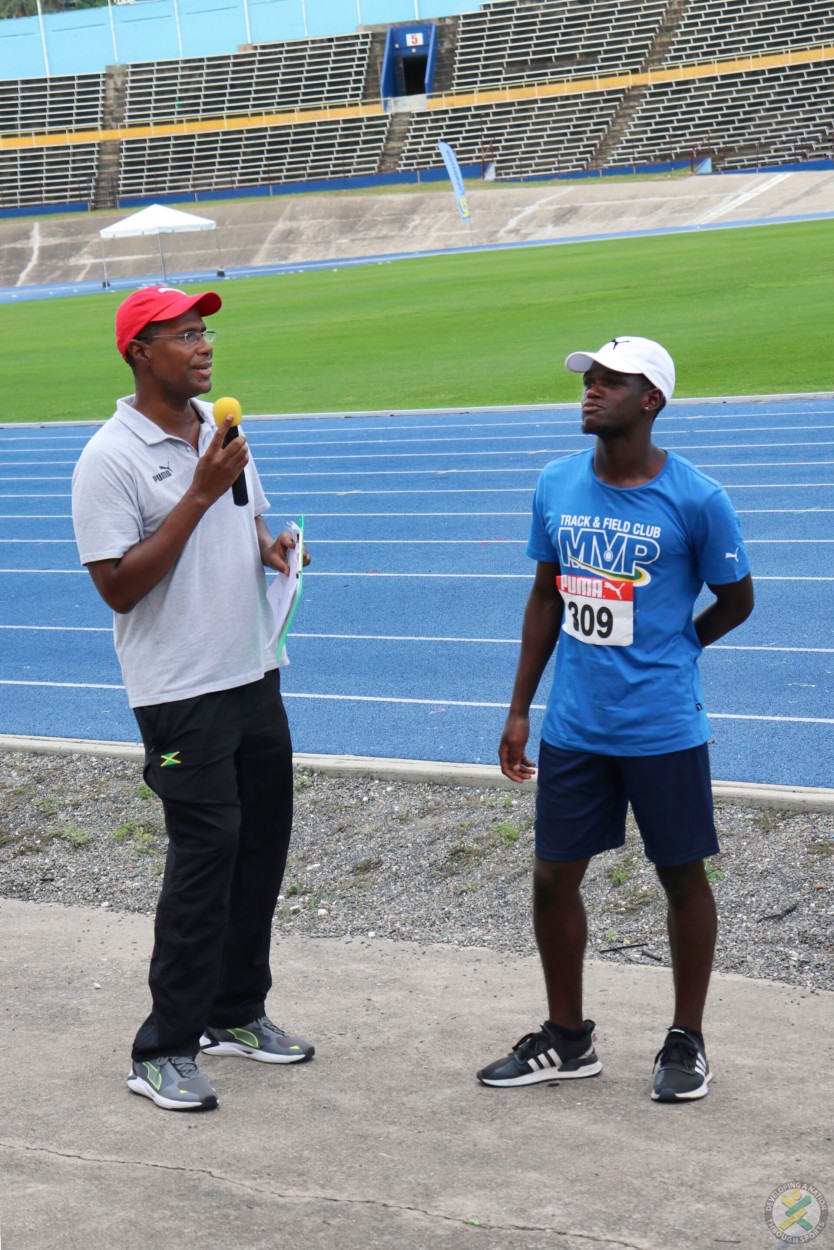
[0, 0, 833, 209]
[0, 71, 104, 206]
[401, 93, 626, 176]
[451, 0, 668, 91]
[0, 72, 104, 137]
[0, 145, 99, 208]
[607, 63, 834, 170]
[117, 115, 390, 197]
[122, 34, 374, 124]
[661, 0, 833, 64]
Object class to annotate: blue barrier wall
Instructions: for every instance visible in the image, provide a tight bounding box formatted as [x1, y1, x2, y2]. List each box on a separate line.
[0, 0, 480, 82]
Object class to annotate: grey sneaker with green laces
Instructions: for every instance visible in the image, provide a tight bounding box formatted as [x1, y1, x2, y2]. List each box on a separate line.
[200, 1015, 315, 1064]
[127, 1055, 219, 1111]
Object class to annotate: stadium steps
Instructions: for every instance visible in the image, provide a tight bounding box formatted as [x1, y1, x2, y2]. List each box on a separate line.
[589, 0, 689, 170]
[588, 87, 649, 171]
[377, 112, 411, 174]
[92, 64, 126, 210]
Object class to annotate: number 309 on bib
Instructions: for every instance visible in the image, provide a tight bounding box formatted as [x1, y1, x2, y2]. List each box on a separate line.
[556, 574, 634, 647]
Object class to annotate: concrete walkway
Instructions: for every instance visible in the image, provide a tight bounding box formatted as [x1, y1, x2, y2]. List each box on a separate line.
[1, 896, 831, 1250]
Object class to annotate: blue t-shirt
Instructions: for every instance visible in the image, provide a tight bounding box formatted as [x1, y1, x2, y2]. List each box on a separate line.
[527, 449, 750, 756]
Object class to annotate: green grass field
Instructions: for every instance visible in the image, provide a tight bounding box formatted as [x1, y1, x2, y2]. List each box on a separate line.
[3, 217, 831, 423]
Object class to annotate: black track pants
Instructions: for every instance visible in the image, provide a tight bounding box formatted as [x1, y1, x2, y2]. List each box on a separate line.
[131, 670, 293, 1061]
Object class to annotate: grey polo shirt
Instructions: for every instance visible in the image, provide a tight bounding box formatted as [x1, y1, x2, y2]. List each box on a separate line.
[72, 396, 282, 708]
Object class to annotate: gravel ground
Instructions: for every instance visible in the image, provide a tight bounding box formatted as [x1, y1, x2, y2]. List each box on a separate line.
[1, 749, 833, 992]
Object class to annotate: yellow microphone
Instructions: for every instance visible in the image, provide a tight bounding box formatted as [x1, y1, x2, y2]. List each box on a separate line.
[213, 396, 247, 507]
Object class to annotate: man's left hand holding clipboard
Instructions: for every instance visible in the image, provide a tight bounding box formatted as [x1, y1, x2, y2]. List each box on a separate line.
[264, 517, 307, 659]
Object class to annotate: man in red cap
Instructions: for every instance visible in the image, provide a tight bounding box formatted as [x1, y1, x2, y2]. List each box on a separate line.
[72, 286, 314, 1112]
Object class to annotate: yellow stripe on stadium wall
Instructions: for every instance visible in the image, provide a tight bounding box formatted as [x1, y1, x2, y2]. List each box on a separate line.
[427, 43, 834, 111]
[1, 42, 832, 152]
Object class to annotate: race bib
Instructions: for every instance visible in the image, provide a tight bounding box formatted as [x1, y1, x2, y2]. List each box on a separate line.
[557, 574, 633, 646]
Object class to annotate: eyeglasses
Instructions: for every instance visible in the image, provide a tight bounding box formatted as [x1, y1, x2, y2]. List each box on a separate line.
[145, 328, 217, 346]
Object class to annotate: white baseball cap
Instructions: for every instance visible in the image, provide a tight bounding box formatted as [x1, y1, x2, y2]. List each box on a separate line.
[565, 335, 676, 402]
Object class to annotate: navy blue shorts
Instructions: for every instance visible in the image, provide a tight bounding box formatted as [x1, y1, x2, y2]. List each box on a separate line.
[535, 738, 719, 868]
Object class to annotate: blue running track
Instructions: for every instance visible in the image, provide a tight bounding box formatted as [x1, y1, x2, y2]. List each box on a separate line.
[0, 395, 832, 787]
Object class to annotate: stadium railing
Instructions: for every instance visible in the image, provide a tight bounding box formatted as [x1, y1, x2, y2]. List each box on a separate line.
[452, 0, 669, 91]
[662, 0, 833, 65]
[1, 0, 834, 210]
[0, 72, 104, 138]
[606, 62, 834, 171]
[117, 115, 391, 197]
[122, 34, 374, 125]
[0, 143, 98, 208]
[400, 94, 626, 177]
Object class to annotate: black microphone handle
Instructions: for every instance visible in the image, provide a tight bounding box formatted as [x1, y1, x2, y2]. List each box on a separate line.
[222, 423, 249, 508]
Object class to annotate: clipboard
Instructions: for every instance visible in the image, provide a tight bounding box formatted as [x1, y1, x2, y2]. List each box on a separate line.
[267, 516, 304, 660]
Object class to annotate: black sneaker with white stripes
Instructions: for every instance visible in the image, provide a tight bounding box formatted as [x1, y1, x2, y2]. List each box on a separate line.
[651, 1027, 711, 1102]
[477, 1020, 601, 1087]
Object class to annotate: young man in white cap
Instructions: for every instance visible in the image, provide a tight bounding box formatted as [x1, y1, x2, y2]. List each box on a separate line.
[477, 336, 753, 1102]
[72, 286, 313, 1111]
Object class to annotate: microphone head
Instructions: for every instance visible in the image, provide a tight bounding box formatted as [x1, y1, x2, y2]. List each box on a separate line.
[213, 396, 242, 427]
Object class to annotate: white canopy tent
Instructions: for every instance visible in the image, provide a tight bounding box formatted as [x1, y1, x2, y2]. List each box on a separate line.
[99, 204, 226, 287]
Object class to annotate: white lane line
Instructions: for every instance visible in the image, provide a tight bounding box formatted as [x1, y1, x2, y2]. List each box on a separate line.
[699, 172, 791, 223]
[0, 538, 527, 546]
[2, 569, 834, 581]
[3, 484, 834, 503]
[286, 635, 834, 652]
[0, 508, 831, 519]
[204, 438, 834, 463]
[314, 572, 834, 580]
[710, 645, 834, 653]
[709, 713, 834, 724]
[0, 568, 531, 578]
[251, 459, 834, 479]
[8, 537, 828, 547]
[0, 512, 511, 519]
[1, 679, 831, 725]
[0, 679, 123, 689]
[7, 439, 834, 473]
[698, 461, 834, 470]
[6, 452, 834, 480]
[193, 409, 834, 435]
[0, 625, 830, 654]
[719, 483, 834, 490]
[4, 423, 833, 458]
[247, 461, 834, 480]
[1, 408, 831, 445]
[0, 624, 110, 631]
[283, 634, 834, 654]
[8, 435, 834, 465]
[8, 446, 834, 484]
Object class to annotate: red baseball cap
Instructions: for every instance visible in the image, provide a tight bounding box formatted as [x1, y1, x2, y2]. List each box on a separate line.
[116, 285, 222, 358]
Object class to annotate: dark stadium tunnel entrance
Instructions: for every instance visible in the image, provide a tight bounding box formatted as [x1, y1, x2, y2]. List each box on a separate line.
[381, 23, 438, 103]
[399, 52, 429, 96]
